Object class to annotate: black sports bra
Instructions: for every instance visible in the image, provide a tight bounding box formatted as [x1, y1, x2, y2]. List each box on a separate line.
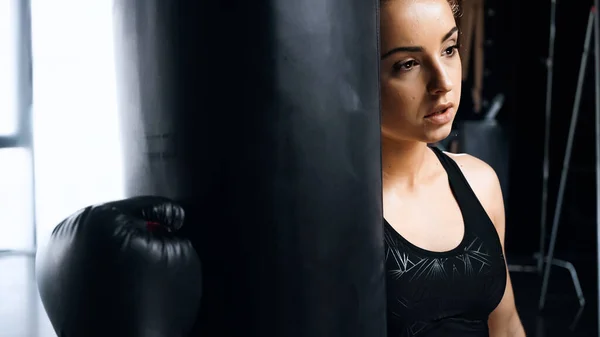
[384, 146, 507, 336]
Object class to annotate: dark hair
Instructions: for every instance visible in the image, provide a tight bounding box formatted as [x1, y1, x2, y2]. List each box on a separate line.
[381, 0, 461, 19]
[447, 0, 461, 18]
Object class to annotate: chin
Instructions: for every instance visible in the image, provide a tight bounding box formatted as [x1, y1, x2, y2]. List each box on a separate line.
[422, 123, 454, 144]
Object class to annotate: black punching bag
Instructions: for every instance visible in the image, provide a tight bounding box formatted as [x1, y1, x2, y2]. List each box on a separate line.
[112, 1, 386, 337]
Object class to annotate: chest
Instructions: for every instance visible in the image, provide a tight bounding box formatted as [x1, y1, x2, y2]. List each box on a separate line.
[384, 225, 507, 324]
[384, 181, 466, 253]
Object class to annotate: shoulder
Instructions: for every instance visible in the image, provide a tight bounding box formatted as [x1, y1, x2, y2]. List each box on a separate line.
[443, 152, 499, 190]
[443, 151, 504, 225]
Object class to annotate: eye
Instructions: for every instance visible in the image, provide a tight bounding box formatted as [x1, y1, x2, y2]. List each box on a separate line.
[393, 60, 418, 72]
[444, 45, 459, 56]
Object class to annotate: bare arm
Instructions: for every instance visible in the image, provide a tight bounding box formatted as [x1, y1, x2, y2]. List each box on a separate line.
[486, 172, 525, 337]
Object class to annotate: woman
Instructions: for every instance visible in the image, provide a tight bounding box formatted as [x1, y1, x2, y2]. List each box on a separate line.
[380, 0, 526, 336]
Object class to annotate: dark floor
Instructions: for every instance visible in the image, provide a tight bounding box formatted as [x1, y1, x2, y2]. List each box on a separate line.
[508, 254, 598, 337]
[0, 254, 596, 337]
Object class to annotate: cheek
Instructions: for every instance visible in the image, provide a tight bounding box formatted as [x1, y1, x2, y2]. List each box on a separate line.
[451, 60, 463, 93]
[380, 81, 419, 119]
[452, 69, 462, 104]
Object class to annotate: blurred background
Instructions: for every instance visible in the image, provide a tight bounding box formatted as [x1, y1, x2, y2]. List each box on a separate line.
[0, 0, 598, 335]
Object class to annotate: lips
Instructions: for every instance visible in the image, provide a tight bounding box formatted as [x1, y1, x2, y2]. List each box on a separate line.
[425, 103, 453, 118]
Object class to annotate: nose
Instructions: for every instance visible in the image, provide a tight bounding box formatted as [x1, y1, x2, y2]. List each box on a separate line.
[427, 62, 453, 95]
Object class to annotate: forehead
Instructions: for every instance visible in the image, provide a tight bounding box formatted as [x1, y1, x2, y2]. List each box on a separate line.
[381, 0, 456, 47]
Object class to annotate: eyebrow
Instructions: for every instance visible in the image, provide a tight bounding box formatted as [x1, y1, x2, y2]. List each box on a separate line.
[381, 26, 459, 60]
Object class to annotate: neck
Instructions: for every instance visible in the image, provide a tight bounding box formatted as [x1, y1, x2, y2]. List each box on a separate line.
[381, 137, 432, 188]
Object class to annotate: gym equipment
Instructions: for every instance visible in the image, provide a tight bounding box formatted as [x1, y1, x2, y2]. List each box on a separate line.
[499, 5, 585, 326]
[537, 0, 558, 275]
[501, 1, 585, 321]
[510, 1, 578, 283]
[111, 1, 387, 336]
[538, 3, 598, 316]
[36, 196, 202, 337]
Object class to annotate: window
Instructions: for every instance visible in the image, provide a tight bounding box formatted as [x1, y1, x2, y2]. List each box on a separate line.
[0, 1, 127, 251]
[0, 148, 33, 250]
[0, 0, 34, 252]
[31, 1, 125, 245]
[0, 0, 18, 136]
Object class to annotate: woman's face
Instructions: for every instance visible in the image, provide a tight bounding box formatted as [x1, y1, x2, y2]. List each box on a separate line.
[380, 0, 461, 144]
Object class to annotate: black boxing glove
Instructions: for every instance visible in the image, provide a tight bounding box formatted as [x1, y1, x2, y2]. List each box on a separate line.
[36, 196, 202, 337]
